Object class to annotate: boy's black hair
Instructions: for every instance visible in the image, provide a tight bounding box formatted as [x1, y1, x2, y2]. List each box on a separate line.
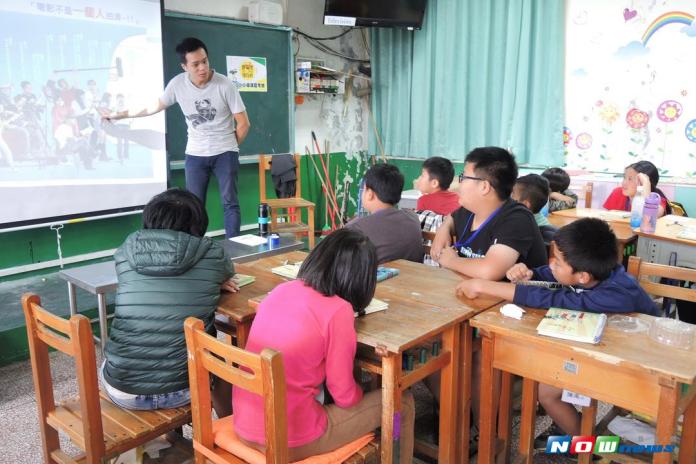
[364, 163, 404, 206]
[175, 37, 208, 64]
[298, 228, 378, 315]
[464, 147, 518, 200]
[422, 156, 455, 190]
[541, 167, 571, 193]
[514, 174, 550, 213]
[142, 188, 208, 237]
[554, 218, 617, 281]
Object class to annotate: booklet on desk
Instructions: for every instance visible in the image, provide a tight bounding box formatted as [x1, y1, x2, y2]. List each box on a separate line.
[271, 263, 400, 282]
[536, 308, 607, 344]
[360, 298, 388, 317]
[233, 274, 256, 287]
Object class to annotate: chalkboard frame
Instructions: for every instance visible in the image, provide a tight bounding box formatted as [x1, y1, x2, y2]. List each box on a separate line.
[162, 12, 294, 162]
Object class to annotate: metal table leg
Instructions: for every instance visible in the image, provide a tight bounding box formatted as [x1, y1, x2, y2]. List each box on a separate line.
[97, 293, 108, 354]
[67, 282, 78, 316]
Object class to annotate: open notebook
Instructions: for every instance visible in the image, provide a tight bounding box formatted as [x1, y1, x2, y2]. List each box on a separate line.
[536, 308, 607, 344]
[271, 263, 400, 282]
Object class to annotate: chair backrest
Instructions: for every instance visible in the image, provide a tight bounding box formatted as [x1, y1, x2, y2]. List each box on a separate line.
[21, 293, 105, 461]
[184, 317, 289, 464]
[259, 153, 302, 202]
[627, 256, 696, 303]
[569, 181, 593, 208]
[422, 230, 436, 255]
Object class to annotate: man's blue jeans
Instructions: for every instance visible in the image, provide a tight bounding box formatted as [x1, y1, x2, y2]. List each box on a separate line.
[185, 151, 241, 237]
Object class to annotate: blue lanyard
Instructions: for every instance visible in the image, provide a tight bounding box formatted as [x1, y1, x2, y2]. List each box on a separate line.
[454, 204, 504, 250]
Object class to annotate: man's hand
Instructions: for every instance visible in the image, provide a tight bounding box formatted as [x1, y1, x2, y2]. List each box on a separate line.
[455, 279, 484, 299]
[221, 277, 240, 293]
[98, 108, 123, 123]
[506, 263, 533, 283]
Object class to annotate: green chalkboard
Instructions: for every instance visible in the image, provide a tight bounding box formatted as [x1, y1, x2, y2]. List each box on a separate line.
[162, 13, 293, 159]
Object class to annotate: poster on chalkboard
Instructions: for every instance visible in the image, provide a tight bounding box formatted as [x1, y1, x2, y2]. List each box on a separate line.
[226, 56, 268, 92]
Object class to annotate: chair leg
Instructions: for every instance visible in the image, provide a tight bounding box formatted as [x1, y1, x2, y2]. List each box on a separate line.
[135, 445, 145, 464]
[307, 206, 315, 249]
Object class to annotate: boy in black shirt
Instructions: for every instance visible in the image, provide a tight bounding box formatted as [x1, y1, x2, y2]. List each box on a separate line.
[428, 148, 547, 441]
[432, 147, 547, 277]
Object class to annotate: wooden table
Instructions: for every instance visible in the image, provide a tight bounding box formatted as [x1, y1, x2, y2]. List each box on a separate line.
[57, 234, 302, 353]
[222, 251, 503, 464]
[471, 307, 696, 464]
[636, 215, 696, 269]
[548, 209, 638, 262]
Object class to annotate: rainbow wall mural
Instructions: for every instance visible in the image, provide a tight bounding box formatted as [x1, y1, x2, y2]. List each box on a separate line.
[642, 11, 695, 45]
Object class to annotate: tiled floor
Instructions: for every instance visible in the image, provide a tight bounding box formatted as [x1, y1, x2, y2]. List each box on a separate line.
[0, 351, 599, 463]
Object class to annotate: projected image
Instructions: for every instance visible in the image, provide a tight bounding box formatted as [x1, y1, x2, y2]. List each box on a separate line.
[0, 0, 165, 184]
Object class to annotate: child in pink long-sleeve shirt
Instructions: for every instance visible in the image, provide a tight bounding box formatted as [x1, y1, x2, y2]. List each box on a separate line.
[232, 228, 415, 462]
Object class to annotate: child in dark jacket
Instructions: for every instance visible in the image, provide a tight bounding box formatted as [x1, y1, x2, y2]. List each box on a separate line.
[456, 217, 659, 439]
[455, 217, 659, 316]
[102, 188, 237, 416]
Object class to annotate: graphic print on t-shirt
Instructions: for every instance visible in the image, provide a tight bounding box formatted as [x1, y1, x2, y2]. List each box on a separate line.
[458, 246, 485, 259]
[185, 99, 217, 128]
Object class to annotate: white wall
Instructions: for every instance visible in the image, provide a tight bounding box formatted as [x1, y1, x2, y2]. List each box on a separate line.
[163, 0, 370, 157]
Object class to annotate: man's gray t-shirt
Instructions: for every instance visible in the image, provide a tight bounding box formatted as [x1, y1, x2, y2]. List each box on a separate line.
[346, 208, 424, 264]
[160, 71, 246, 157]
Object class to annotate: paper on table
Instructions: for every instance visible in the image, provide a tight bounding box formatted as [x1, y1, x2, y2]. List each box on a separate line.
[229, 234, 267, 246]
[500, 303, 525, 320]
[359, 298, 388, 317]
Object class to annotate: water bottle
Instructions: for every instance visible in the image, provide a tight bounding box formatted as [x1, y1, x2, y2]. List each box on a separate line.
[540, 201, 549, 218]
[640, 192, 660, 233]
[356, 177, 366, 217]
[629, 186, 645, 228]
[258, 203, 271, 236]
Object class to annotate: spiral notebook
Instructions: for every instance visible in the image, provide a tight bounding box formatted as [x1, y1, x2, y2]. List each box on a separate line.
[536, 308, 607, 344]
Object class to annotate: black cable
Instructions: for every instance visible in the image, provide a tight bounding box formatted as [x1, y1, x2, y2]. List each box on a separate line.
[292, 27, 362, 41]
[303, 36, 370, 63]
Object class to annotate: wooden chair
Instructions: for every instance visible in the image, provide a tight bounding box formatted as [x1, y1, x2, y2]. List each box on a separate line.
[422, 230, 436, 256]
[628, 256, 696, 304]
[259, 154, 315, 249]
[569, 181, 593, 208]
[588, 257, 696, 461]
[22, 293, 191, 464]
[184, 317, 379, 464]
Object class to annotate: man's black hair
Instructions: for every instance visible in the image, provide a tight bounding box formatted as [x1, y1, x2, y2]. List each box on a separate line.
[464, 147, 518, 200]
[364, 163, 405, 206]
[175, 37, 209, 64]
[541, 167, 571, 193]
[555, 218, 617, 280]
[422, 156, 455, 190]
[298, 228, 378, 315]
[142, 188, 208, 237]
[514, 174, 550, 213]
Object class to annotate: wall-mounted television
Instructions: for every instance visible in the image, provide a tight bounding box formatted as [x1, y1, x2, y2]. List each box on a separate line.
[323, 0, 427, 30]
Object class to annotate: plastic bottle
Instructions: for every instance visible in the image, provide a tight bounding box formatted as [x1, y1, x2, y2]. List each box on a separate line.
[640, 192, 660, 233]
[629, 186, 645, 228]
[258, 203, 271, 236]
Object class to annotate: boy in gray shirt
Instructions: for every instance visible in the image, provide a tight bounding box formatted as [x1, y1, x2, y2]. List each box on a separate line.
[102, 37, 250, 238]
[347, 164, 423, 264]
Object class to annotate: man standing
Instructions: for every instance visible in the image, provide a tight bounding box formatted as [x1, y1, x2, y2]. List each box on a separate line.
[103, 37, 251, 237]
